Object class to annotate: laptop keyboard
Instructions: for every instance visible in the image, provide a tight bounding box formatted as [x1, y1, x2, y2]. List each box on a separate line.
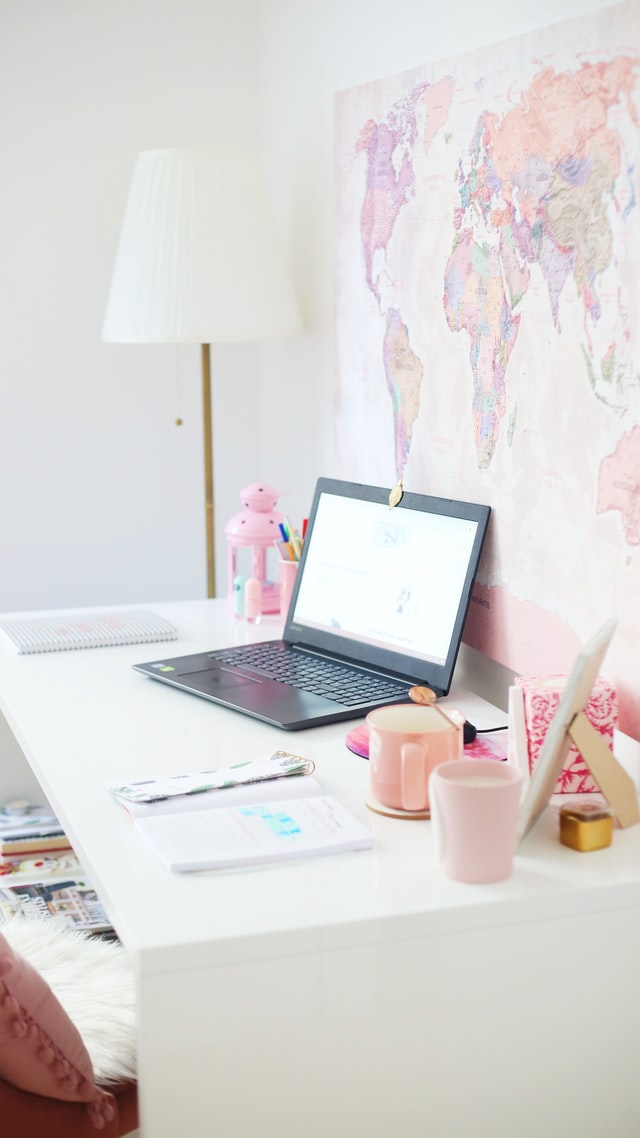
[207, 642, 410, 707]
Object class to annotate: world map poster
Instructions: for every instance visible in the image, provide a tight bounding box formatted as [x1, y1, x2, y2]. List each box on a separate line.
[334, 1, 640, 737]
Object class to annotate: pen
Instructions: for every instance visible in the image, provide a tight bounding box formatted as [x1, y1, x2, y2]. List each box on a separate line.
[284, 516, 302, 560]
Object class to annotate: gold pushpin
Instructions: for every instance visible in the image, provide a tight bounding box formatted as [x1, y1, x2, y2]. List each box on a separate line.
[388, 479, 404, 509]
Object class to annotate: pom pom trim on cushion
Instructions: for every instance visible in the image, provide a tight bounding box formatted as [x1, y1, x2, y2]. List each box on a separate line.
[0, 937, 116, 1130]
[2, 919, 137, 1086]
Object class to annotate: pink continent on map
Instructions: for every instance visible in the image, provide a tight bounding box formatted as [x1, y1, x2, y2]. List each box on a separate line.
[356, 84, 429, 299]
[444, 56, 638, 468]
[355, 78, 455, 478]
[597, 424, 640, 546]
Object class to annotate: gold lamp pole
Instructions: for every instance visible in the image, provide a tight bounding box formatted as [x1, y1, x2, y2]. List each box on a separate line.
[201, 343, 215, 598]
[102, 148, 301, 600]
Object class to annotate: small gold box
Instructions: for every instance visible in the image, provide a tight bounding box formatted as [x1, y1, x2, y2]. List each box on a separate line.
[558, 801, 614, 852]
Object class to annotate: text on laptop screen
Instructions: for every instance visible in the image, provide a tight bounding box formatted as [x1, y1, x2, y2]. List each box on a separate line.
[290, 492, 479, 666]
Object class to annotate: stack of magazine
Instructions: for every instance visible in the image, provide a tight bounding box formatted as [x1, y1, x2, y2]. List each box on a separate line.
[0, 803, 114, 936]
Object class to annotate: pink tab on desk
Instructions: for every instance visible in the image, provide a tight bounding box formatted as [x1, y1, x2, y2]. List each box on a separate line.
[345, 724, 370, 758]
[346, 724, 507, 761]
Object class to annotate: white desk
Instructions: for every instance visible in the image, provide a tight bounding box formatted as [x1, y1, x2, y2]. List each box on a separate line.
[1, 600, 639, 1138]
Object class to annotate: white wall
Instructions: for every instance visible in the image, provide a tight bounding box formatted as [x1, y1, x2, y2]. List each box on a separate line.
[0, 0, 267, 609]
[0, 0, 617, 704]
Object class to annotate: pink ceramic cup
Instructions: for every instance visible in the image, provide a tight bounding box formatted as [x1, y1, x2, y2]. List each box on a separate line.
[366, 704, 463, 812]
[429, 759, 523, 883]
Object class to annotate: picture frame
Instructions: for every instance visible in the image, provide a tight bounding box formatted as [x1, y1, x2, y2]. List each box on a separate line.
[516, 618, 638, 842]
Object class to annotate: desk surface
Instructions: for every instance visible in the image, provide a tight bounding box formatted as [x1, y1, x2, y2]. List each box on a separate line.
[1, 599, 639, 974]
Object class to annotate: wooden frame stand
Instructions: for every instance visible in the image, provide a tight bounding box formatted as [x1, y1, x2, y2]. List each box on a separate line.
[510, 619, 640, 841]
[567, 710, 639, 828]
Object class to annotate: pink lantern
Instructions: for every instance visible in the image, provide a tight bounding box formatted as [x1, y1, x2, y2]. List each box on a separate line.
[224, 483, 285, 616]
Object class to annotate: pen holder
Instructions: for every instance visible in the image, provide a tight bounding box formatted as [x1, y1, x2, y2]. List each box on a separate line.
[279, 559, 298, 620]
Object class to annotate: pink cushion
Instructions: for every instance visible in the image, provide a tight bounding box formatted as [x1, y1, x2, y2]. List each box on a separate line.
[0, 928, 115, 1129]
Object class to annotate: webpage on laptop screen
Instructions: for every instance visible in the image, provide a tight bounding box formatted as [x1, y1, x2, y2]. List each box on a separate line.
[291, 493, 478, 665]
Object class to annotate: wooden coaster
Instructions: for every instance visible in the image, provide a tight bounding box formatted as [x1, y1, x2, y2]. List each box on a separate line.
[365, 795, 430, 820]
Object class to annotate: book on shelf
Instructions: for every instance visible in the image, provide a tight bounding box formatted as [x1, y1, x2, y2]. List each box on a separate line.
[0, 803, 71, 857]
[0, 608, 177, 654]
[0, 877, 113, 935]
[0, 802, 61, 836]
[1, 833, 73, 857]
[108, 750, 373, 872]
[0, 849, 84, 885]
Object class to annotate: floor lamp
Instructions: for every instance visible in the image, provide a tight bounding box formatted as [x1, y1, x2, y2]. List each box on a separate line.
[102, 148, 301, 597]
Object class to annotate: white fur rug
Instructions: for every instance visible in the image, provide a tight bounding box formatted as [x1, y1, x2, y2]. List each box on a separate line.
[2, 919, 137, 1086]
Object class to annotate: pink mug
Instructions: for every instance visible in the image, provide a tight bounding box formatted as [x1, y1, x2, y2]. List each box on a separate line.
[277, 557, 298, 619]
[279, 559, 298, 617]
[429, 759, 523, 883]
[366, 704, 463, 813]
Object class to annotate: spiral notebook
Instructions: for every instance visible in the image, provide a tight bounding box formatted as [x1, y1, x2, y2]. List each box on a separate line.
[0, 609, 178, 654]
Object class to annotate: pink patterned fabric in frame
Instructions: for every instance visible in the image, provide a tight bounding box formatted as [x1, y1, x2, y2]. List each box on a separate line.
[516, 675, 617, 794]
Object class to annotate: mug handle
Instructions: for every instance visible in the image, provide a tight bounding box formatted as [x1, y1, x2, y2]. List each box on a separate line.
[400, 742, 428, 812]
[429, 770, 444, 861]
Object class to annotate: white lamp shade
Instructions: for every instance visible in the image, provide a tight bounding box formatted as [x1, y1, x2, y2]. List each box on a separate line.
[102, 148, 301, 344]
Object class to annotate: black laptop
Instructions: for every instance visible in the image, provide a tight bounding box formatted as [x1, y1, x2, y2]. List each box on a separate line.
[133, 478, 491, 730]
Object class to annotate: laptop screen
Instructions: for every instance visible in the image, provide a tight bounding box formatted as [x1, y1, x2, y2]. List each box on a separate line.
[284, 479, 491, 695]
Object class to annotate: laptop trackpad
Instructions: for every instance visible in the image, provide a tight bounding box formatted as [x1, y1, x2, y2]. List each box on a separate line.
[181, 666, 259, 692]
